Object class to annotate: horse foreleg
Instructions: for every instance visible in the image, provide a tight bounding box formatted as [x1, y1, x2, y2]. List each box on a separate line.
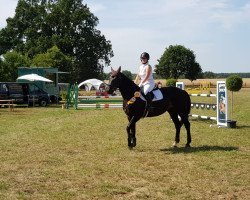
[127, 116, 137, 149]
[126, 125, 135, 149]
[130, 123, 136, 148]
[169, 112, 182, 148]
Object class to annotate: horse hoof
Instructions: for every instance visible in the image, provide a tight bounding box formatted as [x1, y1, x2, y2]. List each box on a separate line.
[185, 144, 191, 148]
[132, 139, 136, 147]
[172, 142, 178, 148]
[128, 146, 133, 150]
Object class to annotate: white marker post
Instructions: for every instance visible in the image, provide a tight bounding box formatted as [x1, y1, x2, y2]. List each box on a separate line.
[216, 81, 228, 127]
[176, 82, 185, 90]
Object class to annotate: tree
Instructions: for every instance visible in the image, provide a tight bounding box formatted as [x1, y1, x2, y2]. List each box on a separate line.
[0, 51, 30, 81]
[122, 70, 133, 80]
[0, 59, 4, 81]
[0, 0, 113, 82]
[155, 45, 202, 81]
[99, 72, 110, 81]
[166, 78, 177, 87]
[31, 46, 72, 82]
[203, 71, 216, 78]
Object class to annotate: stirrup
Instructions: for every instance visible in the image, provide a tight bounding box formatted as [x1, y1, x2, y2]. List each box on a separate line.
[142, 103, 150, 118]
[142, 109, 149, 118]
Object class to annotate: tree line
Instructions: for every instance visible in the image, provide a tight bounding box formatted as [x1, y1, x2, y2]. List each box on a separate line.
[154, 72, 250, 79]
[206, 72, 250, 78]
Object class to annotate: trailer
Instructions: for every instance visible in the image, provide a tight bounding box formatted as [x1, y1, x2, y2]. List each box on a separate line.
[0, 82, 50, 107]
[17, 67, 68, 103]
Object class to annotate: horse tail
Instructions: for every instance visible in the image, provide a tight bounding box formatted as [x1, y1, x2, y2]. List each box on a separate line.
[181, 90, 191, 116]
[186, 92, 191, 114]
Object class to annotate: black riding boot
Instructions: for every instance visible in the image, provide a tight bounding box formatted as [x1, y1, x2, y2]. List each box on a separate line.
[144, 93, 152, 109]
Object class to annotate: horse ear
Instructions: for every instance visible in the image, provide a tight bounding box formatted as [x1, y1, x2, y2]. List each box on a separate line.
[111, 67, 115, 74]
[118, 66, 121, 73]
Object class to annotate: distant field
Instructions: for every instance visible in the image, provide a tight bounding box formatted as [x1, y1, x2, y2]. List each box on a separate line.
[0, 88, 249, 199]
[156, 78, 250, 88]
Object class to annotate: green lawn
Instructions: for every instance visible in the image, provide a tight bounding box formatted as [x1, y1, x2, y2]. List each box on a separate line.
[0, 89, 249, 199]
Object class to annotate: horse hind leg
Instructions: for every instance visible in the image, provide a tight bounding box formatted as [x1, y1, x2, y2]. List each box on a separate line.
[180, 115, 191, 147]
[169, 112, 182, 148]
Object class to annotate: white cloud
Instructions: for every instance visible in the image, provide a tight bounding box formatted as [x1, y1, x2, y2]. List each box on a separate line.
[0, 0, 17, 28]
[210, 1, 250, 29]
[87, 3, 106, 13]
[101, 27, 164, 71]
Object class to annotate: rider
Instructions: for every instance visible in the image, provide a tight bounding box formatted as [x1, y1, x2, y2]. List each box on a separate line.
[135, 52, 155, 109]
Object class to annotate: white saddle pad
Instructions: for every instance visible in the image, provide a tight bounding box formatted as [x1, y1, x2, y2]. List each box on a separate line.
[140, 89, 163, 102]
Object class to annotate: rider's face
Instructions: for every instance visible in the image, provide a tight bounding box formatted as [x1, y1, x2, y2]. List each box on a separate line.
[141, 58, 148, 64]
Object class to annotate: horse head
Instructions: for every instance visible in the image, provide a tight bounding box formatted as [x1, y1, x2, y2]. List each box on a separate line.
[108, 66, 140, 100]
[107, 66, 122, 95]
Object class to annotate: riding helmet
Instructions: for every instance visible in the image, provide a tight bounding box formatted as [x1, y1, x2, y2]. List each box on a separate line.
[140, 52, 150, 60]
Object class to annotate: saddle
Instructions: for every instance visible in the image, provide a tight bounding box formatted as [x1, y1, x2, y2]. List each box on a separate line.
[140, 86, 163, 102]
[126, 85, 163, 115]
[140, 86, 163, 118]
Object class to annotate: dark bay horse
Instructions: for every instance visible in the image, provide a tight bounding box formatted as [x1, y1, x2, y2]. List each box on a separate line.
[108, 67, 191, 149]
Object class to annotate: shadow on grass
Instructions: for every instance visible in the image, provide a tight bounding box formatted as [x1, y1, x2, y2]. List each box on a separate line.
[160, 145, 239, 154]
[235, 125, 250, 129]
[189, 118, 215, 124]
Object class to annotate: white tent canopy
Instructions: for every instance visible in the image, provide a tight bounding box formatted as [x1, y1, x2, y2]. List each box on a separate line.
[78, 79, 107, 91]
[17, 73, 53, 82]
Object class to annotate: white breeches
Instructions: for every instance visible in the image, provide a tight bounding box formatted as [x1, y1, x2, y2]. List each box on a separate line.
[142, 83, 155, 95]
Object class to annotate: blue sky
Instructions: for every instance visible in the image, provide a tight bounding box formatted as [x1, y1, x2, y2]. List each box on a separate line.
[0, 0, 249, 73]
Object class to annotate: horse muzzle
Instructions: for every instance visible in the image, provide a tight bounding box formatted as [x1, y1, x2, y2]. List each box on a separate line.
[106, 84, 117, 95]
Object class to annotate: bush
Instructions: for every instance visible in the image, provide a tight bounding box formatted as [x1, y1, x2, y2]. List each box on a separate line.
[226, 75, 243, 121]
[166, 78, 177, 87]
[226, 75, 243, 92]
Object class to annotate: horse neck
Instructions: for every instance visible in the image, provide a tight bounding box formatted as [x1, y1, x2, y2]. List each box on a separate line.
[119, 75, 139, 100]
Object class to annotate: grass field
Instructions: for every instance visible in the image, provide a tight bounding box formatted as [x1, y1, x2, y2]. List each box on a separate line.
[0, 89, 249, 199]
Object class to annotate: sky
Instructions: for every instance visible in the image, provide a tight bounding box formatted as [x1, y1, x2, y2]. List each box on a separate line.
[0, 0, 250, 73]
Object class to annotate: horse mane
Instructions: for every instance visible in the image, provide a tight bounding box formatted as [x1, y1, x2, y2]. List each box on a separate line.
[118, 72, 140, 100]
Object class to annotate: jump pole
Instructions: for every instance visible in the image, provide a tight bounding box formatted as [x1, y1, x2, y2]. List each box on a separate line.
[78, 103, 123, 108]
[177, 81, 228, 128]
